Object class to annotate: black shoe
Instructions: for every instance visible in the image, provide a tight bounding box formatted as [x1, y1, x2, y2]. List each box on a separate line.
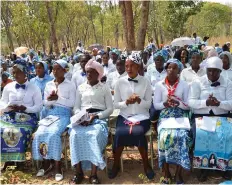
[198, 170, 208, 182]
[70, 173, 84, 184]
[146, 169, 155, 180]
[89, 175, 100, 184]
[108, 167, 120, 179]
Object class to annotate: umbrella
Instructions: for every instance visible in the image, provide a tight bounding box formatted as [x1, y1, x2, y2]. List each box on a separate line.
[14, 47, 29, 56]
[88, 44, 104, 51]
[171, 37, 194, 47]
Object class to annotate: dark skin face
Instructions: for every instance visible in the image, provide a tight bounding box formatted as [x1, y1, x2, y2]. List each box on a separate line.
[2, 63, 7, 71]
[53, 64, 66, 81]
[142, 52, 149, 63]
[207, 68, 221, 82]
[92, 49, 98, 56]
[193, 33, 197, 38]
[191, 54, 202, 69]
[116, 60, 125, 75]
[2, 75, 8, 83]
[180, 50, 188, 64]
[155, 56, 164, 72]
[220, 55, 230, 70]
[111, 53, 118, 62]
[35, 63, 45, 78]
[79, 56, 89, 72]
[125, 59, 140, 79]
[102, 54, 109, 65]
[86, 68, 99, 86]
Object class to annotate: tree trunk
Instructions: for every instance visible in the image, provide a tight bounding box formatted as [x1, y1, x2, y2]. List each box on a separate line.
[136, 1, 150, 50]
[115, 24, 119, 48]
[45, 1, 60, 56]
[88, 3, 98, 43]
[5, 27, 14, 51]
[119, 1, 135, 52]
[159, 24, 164, 44]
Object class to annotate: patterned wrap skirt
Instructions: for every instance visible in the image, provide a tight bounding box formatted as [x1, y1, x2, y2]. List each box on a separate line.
[158, 107, 193, 170]
[193, 116, 232, 171]
[32, 106, 71, 161]
[113, 115, 151, 152]
[69, 119, 108, 170]
[1, 112, 38, 162]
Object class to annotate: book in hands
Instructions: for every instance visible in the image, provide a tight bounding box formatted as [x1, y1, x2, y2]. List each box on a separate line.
[68, 110, 90, 128]
[38, 115, 60, 126]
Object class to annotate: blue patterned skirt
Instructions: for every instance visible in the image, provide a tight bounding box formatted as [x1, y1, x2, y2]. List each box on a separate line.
[158, 108, 192, 170]
[32, 106, 71, 161]
[193, 117, 232, 171]
[1, 112, 38, 162]
[69, 119, 108, 170]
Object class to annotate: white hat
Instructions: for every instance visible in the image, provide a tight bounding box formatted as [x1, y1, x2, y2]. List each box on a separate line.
[206, 56, 223, 70]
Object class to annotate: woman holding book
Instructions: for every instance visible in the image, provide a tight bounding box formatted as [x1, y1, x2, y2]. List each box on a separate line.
[108, 53, 155, 180]
[32, 59, 76, 181]
[188, 56, 232, 182]
[153, 58, 192, 184]
[69, 59, 113, 184]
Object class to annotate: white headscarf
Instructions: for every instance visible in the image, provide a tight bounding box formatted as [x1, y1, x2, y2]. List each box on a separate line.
[206, 56, 223, 71]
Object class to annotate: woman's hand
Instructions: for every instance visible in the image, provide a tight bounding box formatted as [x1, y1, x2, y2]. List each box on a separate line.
[80, 114, 99, 126]
[206, 94, 220, 106]
[47, 90, 58, 101]
[169, 99, 180, 107]
[8, 105, 26, 112]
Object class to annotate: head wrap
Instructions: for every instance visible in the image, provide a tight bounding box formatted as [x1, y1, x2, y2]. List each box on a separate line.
[54, 59, 68, 69]
[206, 56, 223, 71]
[85, 59, 104, 80]
[13, 59, 28, 75]
[2, 71, 10, 78]
[219, 51, 232, 67]
[111, 48, 120, 56]
[215, 47, 223, 54]
[38, 61, 49, 75]
[126, 52, 141, 65]
[96, 55, 102, 60]
[153, 49, 168, 62]
[165, 58, 184, 71]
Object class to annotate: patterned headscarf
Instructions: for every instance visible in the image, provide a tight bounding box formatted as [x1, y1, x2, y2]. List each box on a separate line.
[54, 59, 68, 69]
[111, 48, 120, 56]
[165, 58, 184, 71]
[13, 58, 29, 75]
[153, 49, 168, 62]
[126, 52, 141, 65]
[85, 59, 104, 80]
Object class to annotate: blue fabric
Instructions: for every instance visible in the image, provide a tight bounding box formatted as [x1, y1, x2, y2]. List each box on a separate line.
[165, 58, 184, 71]
[54, 59, 67, 69]
[32, 106, 71, 161]
[70, 119, 108, 170]
[153, 49, 168, 62]
[39, 61, 49, 75]
[113, 115, 150, 151]
[30, 74, 53, 100]
[158, 108, 192, 170]
[219, 181, 232, 185]
[193, 117, 232, 171]
[15, 84, 26, 89]
[1, 112, 38, 162]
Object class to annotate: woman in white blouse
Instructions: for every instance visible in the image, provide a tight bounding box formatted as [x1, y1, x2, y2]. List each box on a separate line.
[69, 59, 113, 184]
[0, 61, 42, 170]
[219, 51, 232, 81]
[188, 56, 232, 182]
[154, 59, 191, 184]
[109, 53, 155, 180]
[32, 59, 76, 181]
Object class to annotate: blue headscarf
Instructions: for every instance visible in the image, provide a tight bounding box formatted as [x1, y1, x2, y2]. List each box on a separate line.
[2, 71, 10, 78]
[13, 58, 29, 75]
[165, 58, 184, 71]
[153, 49, 168, 62]
[37, 61, 49, 75]
[54, 59, 68, 69]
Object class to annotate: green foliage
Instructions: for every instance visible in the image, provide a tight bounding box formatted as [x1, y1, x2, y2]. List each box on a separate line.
[185, 2, 232, 37]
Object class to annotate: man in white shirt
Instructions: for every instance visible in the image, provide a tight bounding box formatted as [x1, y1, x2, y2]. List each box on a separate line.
[106, 58, 127, 94]
[192, 33, 202, 45]
[71, 54, 91, 89]
[180, 51, 205, 84]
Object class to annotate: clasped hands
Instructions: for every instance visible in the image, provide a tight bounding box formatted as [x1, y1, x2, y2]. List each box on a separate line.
[8, 105, 26, 112]
[206, 94, 220, 107]
[80, 114, 99, 126]
[47, 90, 58, 101]
[126, 93, 141, 106]
[163, 96, 180, 108]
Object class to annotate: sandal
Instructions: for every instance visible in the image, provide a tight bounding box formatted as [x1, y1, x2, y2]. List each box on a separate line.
[69, 173, 84, 184]
[160, 176, 171, 184]
[89, 175, 100, 184]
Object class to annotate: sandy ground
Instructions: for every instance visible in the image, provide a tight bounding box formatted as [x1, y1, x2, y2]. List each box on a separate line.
[2, 138, 227, 184]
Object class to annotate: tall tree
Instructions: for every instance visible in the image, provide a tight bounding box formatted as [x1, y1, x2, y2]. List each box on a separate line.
[119, 1, 135, 51]
[45, 1, 60, 55]
[136, 1, 149, 50]
[1, 2, 14, 51]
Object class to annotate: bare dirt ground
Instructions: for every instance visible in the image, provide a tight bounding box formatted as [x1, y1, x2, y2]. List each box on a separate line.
[1, 139, 226, 184]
